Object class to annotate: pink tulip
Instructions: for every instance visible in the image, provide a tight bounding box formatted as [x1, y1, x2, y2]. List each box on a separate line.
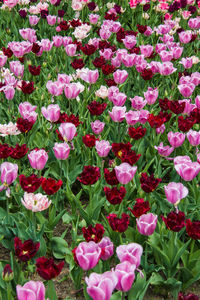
[40, 39, 53, 52]
[171, 46, 183, 59]
[46, 15, 57, 26]
[116, 243, 143, 268]
[130, 96, 146, 110]
[46, 80, 64, 96]
[18, 102, 37, 122]
[188, 17, 200, 29]
[115, 261, 136, 292]
[154, 142, 174, 157]
[58, 123, 76, 142]
[187, 130, 200, 146]
[76, 241, 101, 271]
[0, 54, 7, 67]
[178, 83, 195, 98]
[98, 237, 114, 261]
[41, 104, 60, 122]
[89, 14, 100, 24]
[155, 43, 167, 54]
[195, 95, 200, 108]
[179, 31, 192, 44]
[140, 45, 154, 58]
[91, 120, 105, 134]
[65, 44, 77, 57]
[19, 28, 37, 43]
[85, 271, 117, 300]
[111, 56, 121, 68]
[53, 143, 70, 160]
[9, 61, 24, 77]
[144, 87, 158, 105]
[122, 54, 136, 68]
[115, 163, 137, 185]
[136, 213, 157, 236]
[62, 36, 73, 47]
[159, 50, 173, 62]
[100, 48, 113, 60]
[112, 92, 127, 106]
[64, 83, 80, 99]
[28, 149, 48, 170]
[99, 27, 112, 40]
[53, 35, 63, 47]
[29, 15, 40, 26]
[21, 192, 51, 212]
[180, 57, 193, 69]
[109, 106, 126, 122]
[95, 140, 112, 157]
[164, 182, 188, 205]
[174, 158, 200, 181]
[158, 62, 177, 76]
[167, 132, 185, 148]
[156, 124, 166, 134]
[125, 110, 140, 125]
[122, 35, 136, 49]
[17, 281, 46, 300]
[4, 86, 15, 100]
[80, 70, 99, 84]
[0, 162, 18, 185]
[113, 70, 128, 84]
[57, 74, 71, 84]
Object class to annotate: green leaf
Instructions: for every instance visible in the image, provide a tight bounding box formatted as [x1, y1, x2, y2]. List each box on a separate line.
[172, 240, 190, 268]
[46, 280, 58, 300]
[51, 237, 68, 259]
[110, 291, 122, 300]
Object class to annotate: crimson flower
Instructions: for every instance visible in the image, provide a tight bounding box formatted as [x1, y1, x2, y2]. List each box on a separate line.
[21, 81, 35, 94]
[41, 178, 63, 195]
[140, 173, 162, 193]
[178, 116, 195, 132]
[28, 65, 41, 76]
[159, 98, 170, 111]
[162, 211, 185, 232]
[2, 47, 13, 58]
[19, 174, 43, 193]
[82, 224, 105, 243]
[140, 69, 153, 80]
[148, 114, 165, 128]
[17, 118, 34, 133]
[32, 43, 41, 54]
[128, 198, 150, 218]
[112, 142, 132, 158]
[178, 292, 199, 300]
[104, 168, 119, 185]
[81, 44, 96, 56]
[87, 101, 107, 116]
[82, 134, 97, 148]
[169, 101, 185, 114]
[107, 213, 129, 233]
[101, 64, 115, 75]
[10, 144, 29, 159]
[93, 56, 106, 68]
[0, 144, 13, 159]
[104, 186, 126, 205]
[186, 219, 200, 240]
[69, 19, 81, 27]
[128, 126, 147, 140]
[14, 237, 40, 262]
[59, 21, 69, 31]
[120, 149, 141, 165]
[36, 257, 64, 280]
[71, 58, 85, 70]
[77, 166, 100, 185]
[137, 24, 147, 33]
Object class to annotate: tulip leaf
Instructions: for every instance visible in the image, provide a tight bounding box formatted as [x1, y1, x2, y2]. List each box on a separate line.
[51, 237, 68, 259]
[172, 240, 190, 268]
[110, 291, 122, 300]
[46, 280, 58, 300]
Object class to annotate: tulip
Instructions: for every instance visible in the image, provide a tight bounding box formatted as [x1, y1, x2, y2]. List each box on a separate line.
[95, 140, 112, 157]
[122, 35, 136, 49]
[116, 243, 143, 268]
[46, 15, 57, 26]
[180, 57, 193, 69]
[136, 213, 157, 236]
[115, 261, 136, 292]
[9, 61, 24, 77]
[65, 44, 77, 57]
[64, 83, 80, 99]
[41, 104, 60, 122]
[46, 80, 64, 96]
[140, 45, 154, 57]
[4, 86, 15, 100]
[179, 31, 192, 44]
[53, 143, 70, 160]
[89, 14, 100, 25]
[164, 182, 188, 205]
[16, 281, 46, 300]
[80, 70, 99, 84]
[167, 132, 185, 148]
[98, 237, 114, 261]
[112, 92, 127, 106]
[187, 130, 200, 146]
[144, 87, 158, 105]
[174, 156, 200, 181]
[0, 162, 18, 185]
[178, 83, 195, 98]
[75, 241, 101, 270]
[21, 192, 51, 212]
[109, 106, 126, 122]
[18, 101, 37, 123]
[113, 70, 128, 84]
[91, 120, 105, 134]
[85, 271, 118, 300]
[0, 54, 7, 67]
[29, 15, 40, 26]
[154, 142, 174, 157]
[28, 149, 48, 170]
[53, 35, 63, 47]
[58, 123, 76, 142]
[115, 163, 137, 184]
[130, 96, 146, 110]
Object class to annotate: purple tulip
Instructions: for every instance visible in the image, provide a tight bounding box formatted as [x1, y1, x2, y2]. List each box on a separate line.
[76, 241, 101, 271]
[136, 213, 158, 236]
[115, 163, 137, 185]
[164, 182, 188, 205]
[98, 237, 114, 261]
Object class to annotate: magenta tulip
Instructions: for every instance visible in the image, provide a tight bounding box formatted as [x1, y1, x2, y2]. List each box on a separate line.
[76, 241, 101, 271]
[116, 243, 143, 268]
[115, 163, 137, 185]
[164, 182, 188, 205]
[136, 213, 157, 236]
[16, 281, 46, 300]
[53, 143, 70, 160]
[28, 149, 48, 170]
[115, 261, 136, 292]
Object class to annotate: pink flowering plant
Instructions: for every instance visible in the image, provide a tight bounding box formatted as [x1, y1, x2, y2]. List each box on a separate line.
[0, 0, 200, 299]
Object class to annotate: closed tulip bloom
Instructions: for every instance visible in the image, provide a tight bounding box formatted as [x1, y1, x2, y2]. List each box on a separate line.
[91, 120, 105, 134]
[76, 241, 101, 270]
[174, 161, 200, 181]
[164, 182, 188, 205]
[46, 80, 64, 96]
[115, 163, 137, 184]
[89, 14, 100, 24]
[187, 130, 200, 146]
[167, 132, 185, 147]
[53, 143, 70, 160]
[144, 87, 158, 105]
[29, 15, 40, 26]
[109, 106, 126, 122]
[95, 140, 111, 157]
[28, 149, 48, 170]
[3, 86, 15, 100]
[53, 35, 63, 47]
[85, 271, 117, 300]
[158, 62, 177, 76]
[64, 83, 80, 99]
[65, 44, 77, 57]
[116, 243, 143, 268]
[122, 35, 136, 49]
[130, 96, 146, 110]
[179, 57, 193, 69]
[98, 237, 114, 261]
[0, 54, 7, 67]
[80, 70, 99, 84]
[179, 31, 192, 44]
[113, 70, 128, 84]
[0, 162, 18, 185]
[9, 61, 24, 77]
[178, 83, 195, 98]
[21, 192, 51, 212]
[41, 104, 60, 123]
[115, 261, 136, 292]
[112, 92, 127, 106]
[46, 15, 57, 26]
[136, 213, 157, 236]
[16, 281, 46, 300]
[58, 123, 76, 142]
